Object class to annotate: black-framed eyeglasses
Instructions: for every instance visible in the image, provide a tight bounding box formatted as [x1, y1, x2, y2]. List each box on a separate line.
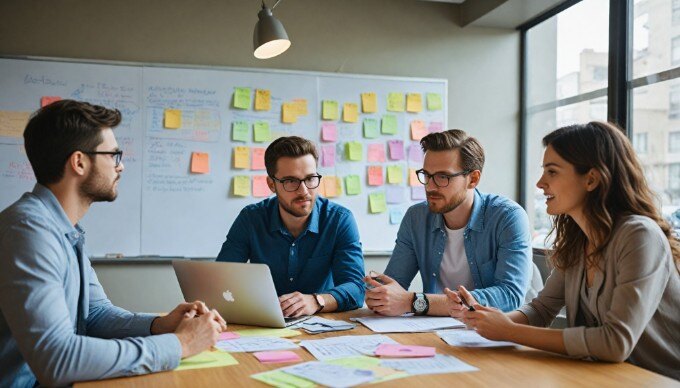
[270, 174, 323, 192]
[415, 168, 470, 188]
[82, 150, 123, 167]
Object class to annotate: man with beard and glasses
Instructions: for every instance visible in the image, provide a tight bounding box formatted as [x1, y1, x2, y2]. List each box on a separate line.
[0, 100, 227, 387]
[364, 129, 532, 318]
[217, 136, 365, 317]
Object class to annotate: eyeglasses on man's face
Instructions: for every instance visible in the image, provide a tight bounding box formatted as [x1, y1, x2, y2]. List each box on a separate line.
[415, 168, 470, 188]
[270, 174, 323, 192]
[82, 150, 123, 168]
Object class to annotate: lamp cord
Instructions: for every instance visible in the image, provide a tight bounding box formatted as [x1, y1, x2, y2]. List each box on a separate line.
[262, 0, 282, 10]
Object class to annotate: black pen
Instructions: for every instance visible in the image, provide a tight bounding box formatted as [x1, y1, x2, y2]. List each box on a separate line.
[459, 294, 475, 311]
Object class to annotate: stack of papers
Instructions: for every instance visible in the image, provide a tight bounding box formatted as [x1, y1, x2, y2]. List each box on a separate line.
[291, 316, 356, 334]
[380, 354, 478, 375]
[353, 316, 465, 333]
[299, 334, 398, 361]
[436, 329, 517, 348]
[215, 336, 299, 353]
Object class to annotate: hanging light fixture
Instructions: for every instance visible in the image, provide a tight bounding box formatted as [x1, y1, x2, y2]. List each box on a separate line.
[253, 0, 291, 59]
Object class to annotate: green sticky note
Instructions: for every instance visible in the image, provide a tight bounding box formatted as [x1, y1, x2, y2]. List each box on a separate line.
[176, 350, 238, 371]
[345, 175, 361, 195]
[232, 121, 249, 142]
[327, 356, 381, 368]
[381, 114, 397, 134]
[369, 192, 387, 214]
[387, 165, 403, 184]
[387, 92, 405, 112]
[235, 328, 301, 337]
[363, 118, 379, 139]
[251, 370, 316, 388]
[322, 100, 339, 120]
[427, 93, 442, 110]
[345, 142, 363, 161]
[234, 87, 252, 110]
[253, 121, 271, 142]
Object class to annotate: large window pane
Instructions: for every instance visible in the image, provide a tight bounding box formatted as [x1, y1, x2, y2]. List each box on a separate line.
[633, 0, 679, 79]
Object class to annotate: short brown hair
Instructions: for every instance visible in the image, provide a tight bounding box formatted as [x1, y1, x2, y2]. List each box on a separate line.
[420, 129, 485, 172]
[264, 136, 319, 177]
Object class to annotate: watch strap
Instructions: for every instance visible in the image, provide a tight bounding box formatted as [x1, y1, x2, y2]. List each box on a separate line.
[312, 293, 325, 314]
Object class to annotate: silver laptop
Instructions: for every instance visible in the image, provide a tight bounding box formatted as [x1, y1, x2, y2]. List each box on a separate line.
[172, 260, 311, 328]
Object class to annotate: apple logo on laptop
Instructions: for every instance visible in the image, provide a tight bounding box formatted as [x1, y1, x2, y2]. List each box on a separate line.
[222, 290, 235, 302]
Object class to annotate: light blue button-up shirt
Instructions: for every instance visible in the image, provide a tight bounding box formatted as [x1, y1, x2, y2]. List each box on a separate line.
[384, 189, 532, 312]
[0, 184, 182, 387]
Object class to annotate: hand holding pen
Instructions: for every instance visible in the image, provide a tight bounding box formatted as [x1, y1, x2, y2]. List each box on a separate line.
[444, 285, 478, 319]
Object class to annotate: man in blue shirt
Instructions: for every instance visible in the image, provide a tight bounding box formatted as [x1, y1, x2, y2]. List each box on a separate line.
[217, 136, 365, 316]
[0, 100, 226, 387]
[365, 129, 532, 318]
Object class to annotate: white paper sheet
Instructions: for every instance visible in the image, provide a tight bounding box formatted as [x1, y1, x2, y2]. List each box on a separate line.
[354, 316, 465, 333]
[291, 316, 356, 334]
[281, 361, 375, 388]
[436, 329, 517, 348]
[299, 334, 398, 360]
[380, 354, 478, 375]
[215, 336, 299, 352]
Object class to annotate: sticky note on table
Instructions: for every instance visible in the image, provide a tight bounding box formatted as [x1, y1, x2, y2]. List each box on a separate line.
[234, 146, 250, 169]
[0, 111, 31, 138]
[427, 93, 442, 111]
[282, 103, 297, 123]
[234, 87, 252, 109]
[409, 168, 420, 187]
[411, 185, 426, 200]
[387, 92, 405, 112]
[321, 144, 336, 167]
[388, 140, 404, 160]
[254, 121, 271, 142]
[390, 208, 405, 225]
[409, 144, 424, 162]
[345, 175, 361, 195]
[293, 99, 308, 116]
[219, 332, 240, 340]
[369, 192, 387, 214]
[253, 176, 271, 197]
[251, 147, 266, 170]
[363, 118, 379, 139]
[322, 176, 340, 198]
[255, 89, 271, 111]
[346, 142, 363, 161]
[387, 165, 403, 184]
[321, 122, 337, 142]
[367, 166, 384, 186]
[375, 344, 435, 358]
[253, 351, 302, 364]
[406, 93, 423, 113]
[367, 143, 386, 163]
[429, 121, 444, 133]
[343, 103, 358, 123]
[232, 121, 249, 142]
[234, 176, 251, 196]
[40, 96, 61, 107]
[164, 109, 181, 129]
[386, 186, 405, 204]
[251, 370, 316, 388]
[361, 92, 377, 113]
[176, 350, 238, 371]
[411, 120, 428, 140]
[322, 100, 339, 120]
[190, 152, 210, 174]
[381, 114, 397, 135]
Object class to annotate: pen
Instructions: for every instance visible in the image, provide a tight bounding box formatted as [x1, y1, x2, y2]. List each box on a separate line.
[364, 270, 385, 289]
[459, 294, 475, 311]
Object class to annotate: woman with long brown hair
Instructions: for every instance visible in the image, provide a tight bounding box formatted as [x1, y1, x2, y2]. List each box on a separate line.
[453, 121, 680, 379]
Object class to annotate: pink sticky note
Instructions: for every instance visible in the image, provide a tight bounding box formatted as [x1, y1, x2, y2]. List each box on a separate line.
[253, 351, 302, 364]
[375, 344, 435, 358]
[41, 96, 62, 107]
[408, 144, 423, 163]
[253, 175, 271, 197]
[219, 332, 240, 340]
[252, 147, 266, 170]
[411, 120, 428, 141]
[388, 140, 405, 160]
[428, 121, 443, 133]
[411, 185, 426, 200]
[321, 123, 337, 142]
[322, 144, 336, 167]
[367, 166, 384, 186]
[367, 143, 386, 163]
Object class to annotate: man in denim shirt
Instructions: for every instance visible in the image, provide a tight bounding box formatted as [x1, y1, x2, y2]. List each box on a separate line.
[365, 130, 531, 317]
[217, 136, 365, 317]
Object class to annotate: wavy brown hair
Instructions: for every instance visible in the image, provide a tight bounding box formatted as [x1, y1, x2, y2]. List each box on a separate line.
[543, 121, 680, 271]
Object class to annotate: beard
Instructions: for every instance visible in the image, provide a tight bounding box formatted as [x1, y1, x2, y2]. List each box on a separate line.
[279, 193, 315, 218]
[426, 190, 466, 214]
[80, 168, 118, 203]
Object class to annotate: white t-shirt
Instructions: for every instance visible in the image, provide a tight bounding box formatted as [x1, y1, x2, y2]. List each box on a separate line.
[438, 225, 474, 291]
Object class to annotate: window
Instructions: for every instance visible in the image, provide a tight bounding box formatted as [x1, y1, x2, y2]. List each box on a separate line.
[672, 36, 680, 67]
[670, 85, 680, 119]
[634, 133, 648, 154]
[670, 163, 680, 193]
[670, 131, 680, 152]
[674, 0, 680, 25]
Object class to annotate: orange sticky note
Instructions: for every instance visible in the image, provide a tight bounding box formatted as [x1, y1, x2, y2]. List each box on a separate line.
[293, 99, 308, 116]
[253, 176, 271, 197]
[361, 92, 377, 113]
[410, 120, 428, 141]
[251, 147, 265, 170]
[190, 152, 210, 174]
[406, 93, 423, 113]
[367, 166, 384, 186]
[322, 176, 340, 198]
[282, 103, 297, 123]
[234, 146, 250, 169]
[164, 109, 181, 129]
[40, 96, 61, 107]
[255, 89, 271, 111]
[409, 168, 420, 187]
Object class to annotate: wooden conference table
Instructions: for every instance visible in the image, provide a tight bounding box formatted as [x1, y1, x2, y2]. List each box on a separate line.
[76, 308, 677, 387]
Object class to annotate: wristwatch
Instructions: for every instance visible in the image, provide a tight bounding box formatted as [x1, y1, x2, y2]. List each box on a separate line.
[312, 293, 325, 314]
[411, 292, 429, 315]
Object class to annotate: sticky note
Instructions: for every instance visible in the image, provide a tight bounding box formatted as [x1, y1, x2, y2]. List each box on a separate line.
[253, 351, 302, 364]
[0, 111, 31, 138]
[293, 99, 308, 116]
[388, 140, 404, 160]
[322, 176, 340, 198]
[321, 122, 337, 142]
[343, 103, 359, 123]
[361, 92, 377, 113]
[176, 350, 238, 371]
[190, 152, 210, 174]
[255, 89, 271, 111]
[232, 121, 249, 142]
[164, 109, 181, 129]
[234, 87, 251, 109]
[386, 186, 406, 204]
[387, 165, 403, 184]
[387, 92, 405, 112]
[381, 114, 397, 135]
[363, 118, 379, 139]
[409, 168, 420, 187]
[427, 93, 442, 111]
[254, 121, 271, 142]
[219, 332, 240, 340]
[406, 93, 423, 113]
[345, 175, 361, 195]
[322, 100, 339, 120]
[251, 370, 316, 388]
[234, 176, 251, 196]
[369, 192, 387, 214]
[282, 103, 297, 124]
[252, 147, 266, 170]
[40, 96, 61, 107]
[375, 344, 435, 358]
[367, 166, 384, 186]
[411, 185, 426, 200]
[322, 144, 336, 167]
[234, 146, 250, 169]
[411, 120, 428, 141]
[390, 208, 405, 225]
[253, 176, 271, 197]
[429, 121, 444, 133]
[367, 143, 386, 163]
[409, 145, 424, 163]
[346, 142, 363, 161]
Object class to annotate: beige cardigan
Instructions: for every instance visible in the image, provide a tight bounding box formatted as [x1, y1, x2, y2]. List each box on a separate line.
[519, 215, 680, 380]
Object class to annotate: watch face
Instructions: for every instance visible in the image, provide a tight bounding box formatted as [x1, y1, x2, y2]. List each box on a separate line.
[413, 297, 427, 313]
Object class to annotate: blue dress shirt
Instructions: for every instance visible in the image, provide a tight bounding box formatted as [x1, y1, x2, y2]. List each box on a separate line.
[0, 184, 181, 387]
[384, 189, 532, 312]
[216, 196, 365, 312]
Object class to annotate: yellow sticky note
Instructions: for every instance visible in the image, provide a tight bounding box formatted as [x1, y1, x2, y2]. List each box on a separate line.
[236, 328, 301, 337]
[322, 100, 339, 120]
[252, 370, 316, 388]
[369, 192, 387, 214]
[252, 175, 271, 197]
[164, 109, 181, 129]
[293, 99, 308, 116]
[387, 165, 403, 184]
[0, 111, 31, 138]
[190, 152, 209, 174]
[322, 176, 340, 198]
[361, 92, 377, 113]
[409, 168, 420, 187]
[406, 93, 423, 113]
[234, 176, 251, 196]
[282, 103, 297, 124]
[234, 146, 250, 169]
[343, 103, 358, 123]
[411, 120, 428, 141]
[387, 93, 405, 112]
[176, 350, 238, 371]
[346, 142, 363, 161]
[255, 89, 271, 111]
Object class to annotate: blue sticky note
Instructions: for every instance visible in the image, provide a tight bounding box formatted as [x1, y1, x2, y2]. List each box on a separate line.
[390, 208, 405, 225]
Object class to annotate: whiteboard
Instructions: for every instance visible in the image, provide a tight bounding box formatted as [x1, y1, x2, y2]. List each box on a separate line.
[0, 57, 447, 256]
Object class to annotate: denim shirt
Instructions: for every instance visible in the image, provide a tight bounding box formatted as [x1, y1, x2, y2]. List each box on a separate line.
[217, 196, 365, 312]
[384, 189, 532, 312]
[0, 184, 181, 387]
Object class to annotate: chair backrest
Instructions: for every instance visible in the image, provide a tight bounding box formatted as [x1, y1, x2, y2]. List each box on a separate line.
[524, 262, 545, 304]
